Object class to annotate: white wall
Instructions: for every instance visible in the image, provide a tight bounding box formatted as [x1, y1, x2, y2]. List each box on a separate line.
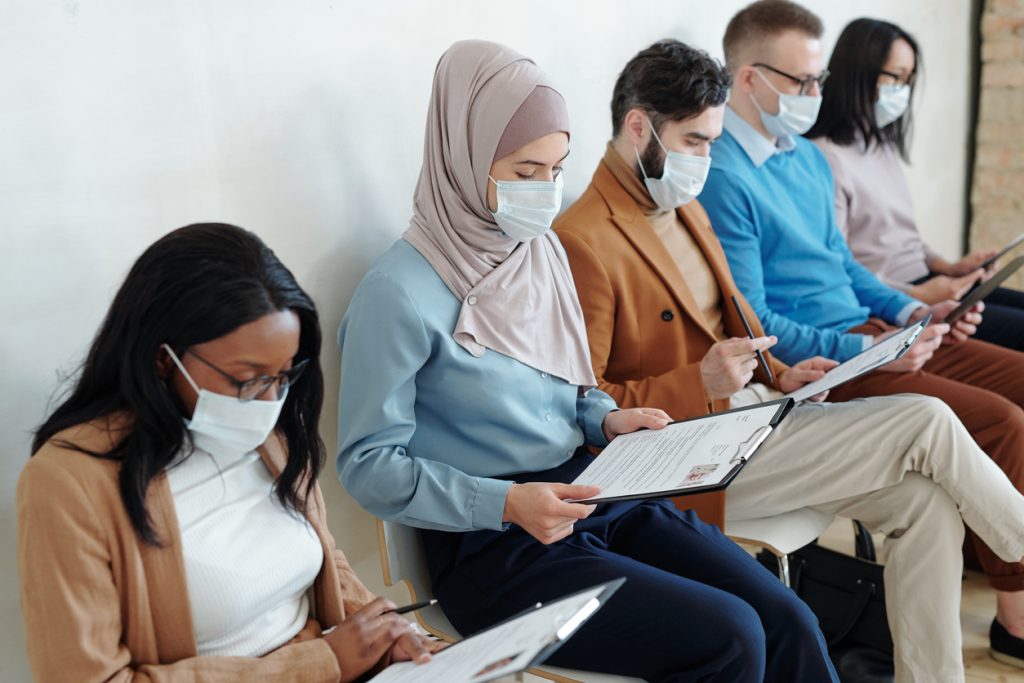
[0, 1, 973, 679]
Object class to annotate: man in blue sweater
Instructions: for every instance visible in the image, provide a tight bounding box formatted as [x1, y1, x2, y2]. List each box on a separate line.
[701, 0, 1024, 667]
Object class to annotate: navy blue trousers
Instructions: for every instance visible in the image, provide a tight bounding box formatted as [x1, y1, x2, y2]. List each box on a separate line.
[421, 453, 837, 683]
[975, 286, 1024, 351]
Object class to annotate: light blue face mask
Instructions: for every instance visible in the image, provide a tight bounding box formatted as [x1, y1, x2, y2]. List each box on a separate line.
[751, 68, 822, 138]
[875, 83, 911, 128]
[488, 174, 563, 242]
[636, 119, 712, 210]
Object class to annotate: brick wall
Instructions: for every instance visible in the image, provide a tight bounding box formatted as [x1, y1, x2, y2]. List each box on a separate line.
[972, 0, 1024, 287]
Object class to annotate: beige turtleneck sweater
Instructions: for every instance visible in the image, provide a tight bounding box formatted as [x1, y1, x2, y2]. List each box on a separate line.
[603, 143, 725, 339]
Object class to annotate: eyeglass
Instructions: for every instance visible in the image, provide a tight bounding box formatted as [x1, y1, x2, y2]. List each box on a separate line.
[879, 69, 916, 87]
[186, 350, 310, 402]
[752, 63, 830, 96]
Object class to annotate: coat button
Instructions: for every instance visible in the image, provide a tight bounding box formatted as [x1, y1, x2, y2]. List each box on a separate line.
[661, 310, 674, 321]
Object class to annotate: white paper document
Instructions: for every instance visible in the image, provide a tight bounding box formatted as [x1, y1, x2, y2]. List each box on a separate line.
[785, 320, 927, 403]
[569, 401, 787, 503]
[368, 584, 610, 683]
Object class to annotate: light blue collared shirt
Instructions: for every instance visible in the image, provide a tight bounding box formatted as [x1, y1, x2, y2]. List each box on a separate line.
[723, 106, 797, 169]
[336, 238, 617, 533]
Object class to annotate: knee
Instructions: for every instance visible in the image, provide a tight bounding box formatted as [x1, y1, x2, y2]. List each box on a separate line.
[760, 584, 823, 642]
[718, 599, 768, 670]
[890, 473, 965, 539]
[910, 394, 957, 424]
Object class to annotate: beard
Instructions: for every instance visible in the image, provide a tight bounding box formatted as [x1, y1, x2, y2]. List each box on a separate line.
[637, 134, 666, 181]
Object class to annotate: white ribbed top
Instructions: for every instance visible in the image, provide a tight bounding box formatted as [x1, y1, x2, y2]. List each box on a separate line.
[166, 446, 324, 657]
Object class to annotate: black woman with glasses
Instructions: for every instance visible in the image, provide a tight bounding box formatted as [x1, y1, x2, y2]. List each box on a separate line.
[17, 223, 443, 682]
[808, 18, 1024, 354]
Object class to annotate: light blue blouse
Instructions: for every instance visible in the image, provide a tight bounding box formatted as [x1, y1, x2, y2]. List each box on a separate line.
[337, 238, 617, 533]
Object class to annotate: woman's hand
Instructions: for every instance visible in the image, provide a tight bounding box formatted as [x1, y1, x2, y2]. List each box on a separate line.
[948, 249, 999, 277]
[909, 272, 982, 305]
[502, 482, 600, 545]
[602, 407, 672, 442]
[324, 597, 417, 682]
[389, 630, 448, 664]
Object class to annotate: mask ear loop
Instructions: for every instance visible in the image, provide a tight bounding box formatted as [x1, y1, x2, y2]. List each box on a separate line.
[162, 343, 201, 395]
[635, 116, 668, 181]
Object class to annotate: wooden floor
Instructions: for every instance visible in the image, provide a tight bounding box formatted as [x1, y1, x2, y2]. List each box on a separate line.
[513, 518, 1024, 682]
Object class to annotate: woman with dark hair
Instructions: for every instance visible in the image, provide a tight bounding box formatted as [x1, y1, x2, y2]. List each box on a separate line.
[809, 18, 1024, 352]
[338, 40, 839, 682]
[18, 223, 442, 682]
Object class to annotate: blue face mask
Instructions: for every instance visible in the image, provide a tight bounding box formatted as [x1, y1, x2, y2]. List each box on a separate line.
[488, 174, 563, 242]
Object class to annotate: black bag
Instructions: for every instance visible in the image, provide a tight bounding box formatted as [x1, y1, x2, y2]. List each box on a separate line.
[757, 521, 894, 682]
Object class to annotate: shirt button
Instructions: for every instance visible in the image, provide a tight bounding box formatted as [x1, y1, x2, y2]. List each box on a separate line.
[661, 310, 674, 321]
[544, 413, 552, 421]
[541, 372, 548, 379]
[467, 295, 478, 305]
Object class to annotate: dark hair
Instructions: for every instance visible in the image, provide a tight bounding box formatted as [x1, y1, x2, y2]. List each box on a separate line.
[723, 0, 824, 72]
[611, 39, 731, 137]
[33, 223, 326, 544]
[807, 18, 920, 161]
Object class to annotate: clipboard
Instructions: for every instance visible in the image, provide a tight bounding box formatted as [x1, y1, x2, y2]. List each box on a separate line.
[368, 579, 624, 683]
[569, 398, 793, 505]
[785, 315, 930, 403]
[979, 233, 1024, 271]
[944, 255, 1024, 324]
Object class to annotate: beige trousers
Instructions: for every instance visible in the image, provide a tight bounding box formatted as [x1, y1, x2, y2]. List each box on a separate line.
[728, 387, 1024, 683]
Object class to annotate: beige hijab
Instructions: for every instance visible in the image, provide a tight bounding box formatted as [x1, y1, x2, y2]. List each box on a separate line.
[404, 40, 597, 387]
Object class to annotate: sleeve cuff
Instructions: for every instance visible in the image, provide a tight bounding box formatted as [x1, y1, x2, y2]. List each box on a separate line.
[471, 477, 515, 531]
[895, 301, 926, 326]
[580, 391, 618, 447]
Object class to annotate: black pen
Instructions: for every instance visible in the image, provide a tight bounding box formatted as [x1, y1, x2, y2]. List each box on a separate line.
[731, 295, 774, 384]
[388, 599, 438, 615]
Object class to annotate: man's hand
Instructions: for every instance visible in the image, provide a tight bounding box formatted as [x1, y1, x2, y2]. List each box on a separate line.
[778, 357, 839, 402]
[909, 300, 983, 344]
[876, 322, 947, 373]
[909, 271, 983, 305]
[700, 336, 778, 400]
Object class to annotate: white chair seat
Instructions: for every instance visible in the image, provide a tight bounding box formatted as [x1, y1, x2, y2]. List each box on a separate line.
[725, 507, 834, 557]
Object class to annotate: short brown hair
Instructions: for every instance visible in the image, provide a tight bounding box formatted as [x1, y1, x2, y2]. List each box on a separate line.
[723, 0, 824, 71]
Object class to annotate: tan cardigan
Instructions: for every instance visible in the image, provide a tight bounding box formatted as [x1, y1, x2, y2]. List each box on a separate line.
[17, 418, 379, 683]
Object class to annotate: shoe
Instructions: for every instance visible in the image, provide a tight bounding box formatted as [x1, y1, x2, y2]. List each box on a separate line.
[990, 618, 1024, 669]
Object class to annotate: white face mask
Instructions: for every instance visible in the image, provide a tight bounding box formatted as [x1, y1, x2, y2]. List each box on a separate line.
[874, 83, 911, 128]
[488, 174, 563, 242]
[163, 344, 286, 459]
[751, 68, 822, 138]
[636, 120, 712, 210]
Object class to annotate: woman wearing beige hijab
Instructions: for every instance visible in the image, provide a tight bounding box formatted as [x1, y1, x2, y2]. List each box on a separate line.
[338, 40, 837, 682]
